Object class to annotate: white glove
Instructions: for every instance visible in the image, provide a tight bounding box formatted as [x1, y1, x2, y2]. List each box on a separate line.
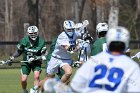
[28, 57, 35, 63]
[79, 41, 89, 49]
[10, 56, 14, 60]
[41, 55, 46, 61]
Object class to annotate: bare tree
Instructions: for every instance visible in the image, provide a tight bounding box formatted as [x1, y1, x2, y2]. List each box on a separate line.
[10, 0, 13, 41]
[108, 0, 119, 28]
[90, 0, 109, 24]
[5, 0, 10, 41]
[27, 0, 39, 26]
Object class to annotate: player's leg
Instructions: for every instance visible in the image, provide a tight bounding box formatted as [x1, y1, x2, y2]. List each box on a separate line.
[56, 67, 64, 79]
[30, 64, 42, 93]
[21, 64, 31, 93]
[39, 57, 58, 93]
[61, 63, 72, 84]
[21, 75, 28, 93]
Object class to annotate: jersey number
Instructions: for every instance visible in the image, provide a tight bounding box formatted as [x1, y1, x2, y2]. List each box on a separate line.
[27, 52, 33, 60]
[89, 65, 124, 91]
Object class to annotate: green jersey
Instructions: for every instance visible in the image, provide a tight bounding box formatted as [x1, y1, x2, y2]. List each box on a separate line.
[17, 35, 46, 64]
[46, 37, 57, 64]
[91, 37, 106, 56]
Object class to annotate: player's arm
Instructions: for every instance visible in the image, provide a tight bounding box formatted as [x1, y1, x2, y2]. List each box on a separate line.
[5, 44, 24, 66]
[91, 42, 101, 56]
[63, 44, 80, 53]
[57, 34, 80, 53]
[12, 44, 24, 58]
[39, 46, 47, 61]
[11, 37, 27, 59]
[33, 40, 47, 61]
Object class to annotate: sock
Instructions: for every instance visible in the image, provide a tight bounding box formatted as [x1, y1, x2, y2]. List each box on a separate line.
[23, 89, 28, 93]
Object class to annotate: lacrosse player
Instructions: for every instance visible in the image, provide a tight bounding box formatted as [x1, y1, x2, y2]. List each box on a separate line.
[44, 20, 80, 84]
[71, 26, 140, 93]
[91, 22, 109, 56]
[74, 22, 92, 67]
[45, 37, 64, 79]
[6, 26, 47, 93]
[39, 20, 80, 93]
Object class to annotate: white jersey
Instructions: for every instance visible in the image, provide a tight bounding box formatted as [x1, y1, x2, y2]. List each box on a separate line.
[71, 51, 140, 93]
[52, 31, 79, 59]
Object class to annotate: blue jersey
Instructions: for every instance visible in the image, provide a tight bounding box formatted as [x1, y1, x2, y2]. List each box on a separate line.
[71, 51, 140, 93]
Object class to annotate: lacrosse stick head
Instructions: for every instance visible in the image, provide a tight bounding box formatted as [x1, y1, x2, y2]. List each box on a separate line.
[0, 60, 6, 66]
[82, 20, 89, 28]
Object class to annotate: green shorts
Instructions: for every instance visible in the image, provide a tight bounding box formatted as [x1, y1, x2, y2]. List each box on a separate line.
[21, 62, 42, 75]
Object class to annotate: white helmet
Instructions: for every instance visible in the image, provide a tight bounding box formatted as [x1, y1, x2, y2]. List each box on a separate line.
[27, 26, 39, 40]
[106, 26, 130, 50]
[63, 20, 75, 37]
[75, 23, 83, 32]
[96, 22, 108, 34]
[63, 20, 75, 30]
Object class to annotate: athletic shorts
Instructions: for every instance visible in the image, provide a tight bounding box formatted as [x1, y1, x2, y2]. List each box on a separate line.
[46, 56, 73, 74]
[21, 62, 42, 75]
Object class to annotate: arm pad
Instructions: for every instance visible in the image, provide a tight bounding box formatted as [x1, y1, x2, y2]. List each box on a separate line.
[12, 49, 22, 58]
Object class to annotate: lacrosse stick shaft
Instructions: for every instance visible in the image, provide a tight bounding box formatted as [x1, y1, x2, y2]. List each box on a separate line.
[20, 61, 29, 63]
[131, 56, 136, 59]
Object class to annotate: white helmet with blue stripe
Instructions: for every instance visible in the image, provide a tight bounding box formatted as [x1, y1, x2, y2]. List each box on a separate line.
[106, 26, 130, 50]
[63, 20, 75, 37]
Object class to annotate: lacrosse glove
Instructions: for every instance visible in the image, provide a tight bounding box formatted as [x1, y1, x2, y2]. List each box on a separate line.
[5, 60, 12, 66]
[28, 57, 35, 64]
[5, 56, 14, 66]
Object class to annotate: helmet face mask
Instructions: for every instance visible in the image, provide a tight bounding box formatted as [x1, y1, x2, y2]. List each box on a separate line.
[66, 28, 75, 32]
[27, 26, 39, 41]
[106, 26, 130, 52]
[63, 20, 75, 37]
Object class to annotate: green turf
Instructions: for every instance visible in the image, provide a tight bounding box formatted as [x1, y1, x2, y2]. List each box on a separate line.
[0, 68, 46, 93]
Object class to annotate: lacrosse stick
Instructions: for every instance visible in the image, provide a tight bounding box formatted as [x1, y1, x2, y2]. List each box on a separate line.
[82, 20, 89, 28]
[0, 60, 30, 66]
[131, 52, 140, 59]
[78, 20, 89, 62]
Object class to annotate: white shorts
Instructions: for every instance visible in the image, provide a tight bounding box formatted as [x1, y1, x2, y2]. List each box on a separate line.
[46, 56, 73, 74]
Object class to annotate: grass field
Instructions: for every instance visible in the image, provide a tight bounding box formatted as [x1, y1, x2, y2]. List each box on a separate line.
[0, 68, 77, 93]
[0, 68, 46, 93]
